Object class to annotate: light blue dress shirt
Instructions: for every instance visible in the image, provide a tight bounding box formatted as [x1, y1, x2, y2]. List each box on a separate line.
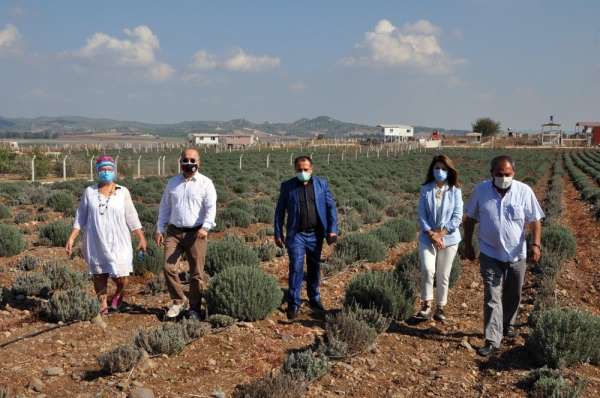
[465, 179, 544, 263]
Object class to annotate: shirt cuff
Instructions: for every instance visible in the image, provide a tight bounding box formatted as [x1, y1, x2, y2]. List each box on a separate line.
[201, 222, 214, 231]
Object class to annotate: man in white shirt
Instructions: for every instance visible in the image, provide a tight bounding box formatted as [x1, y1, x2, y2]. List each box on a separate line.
[155, 148, 217, 319]
[464, 155, 544, 356]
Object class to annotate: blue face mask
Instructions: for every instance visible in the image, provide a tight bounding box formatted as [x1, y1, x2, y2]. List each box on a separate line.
[98, 170, 116, 183]
[296, 171, 312, 182]
[433, 168, 448, 182]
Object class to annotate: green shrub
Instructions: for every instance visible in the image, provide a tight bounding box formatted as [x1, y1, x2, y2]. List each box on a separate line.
[541, 225, 577, 260]
[220, 207, 255, 228]
[0, 204, 11, 219]
[334, 233, 387, 264]
[394, 250, 421, 297]
[15, 255, 42, 271]
[208, 314, 236, 328]
[282, 348, 330, 381]
[14, 212, 31, 224]
[132, 238, 164, 275]
[232, 373, 306, 398]
[97, 344, 144, 374]
[39, 219, 72, 247]
[383, 219, 417, 242]
[133, 322, 188, 356]
[323, 309, 378, 358]
[0, 224, 26, 257]
[527, 307, 600, 368]
[143, 274, 167, 295]
[12, 272, 52, 298]
[207, 266, 283, 321]
[253, 203, 274, 224]
[41, 288, 100, 322]
[346, 304, 392, 334]
[345, 271, 413, 321]
[257, 241, 277, 262]
[205, 237, 259, 276]
[135, 204, 158, 225]
[43, 261, 88, 291]
[526, 367, 585, 398]
[449, 254, 462, 288]
[46, 191, 74, 213]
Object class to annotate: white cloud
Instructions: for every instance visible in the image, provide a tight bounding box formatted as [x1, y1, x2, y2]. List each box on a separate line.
[0, 24, 21, 53]
[189, 48, 280, 72]
[75, 25, 173, 81]
[191, 50, 218, 70]
[342, 19, 465, 74]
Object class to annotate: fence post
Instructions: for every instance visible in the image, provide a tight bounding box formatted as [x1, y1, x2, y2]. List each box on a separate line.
[89, 156, 94, 181]
[341, 151, 345, 161]
[115, 155, 119, 175]
[137, 155, 142, 178]
[327, 153, 330, 165]
[157, 156, 161, 176]
[290, 153, 293, 166]
[31, 155, 36, 182]
[162, 155, 166, 176]
[239, 154, 243, 170]
[266, 153, 270, 169]
[62, 155, 68, 181]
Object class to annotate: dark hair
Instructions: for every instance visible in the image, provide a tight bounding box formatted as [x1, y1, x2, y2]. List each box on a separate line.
[294, 155, 313, 167]
[490, 155, 515, 173]
[423, 154, 460, 187]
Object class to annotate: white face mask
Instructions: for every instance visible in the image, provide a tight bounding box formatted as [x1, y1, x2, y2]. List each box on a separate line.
[494, 176, 513, 189]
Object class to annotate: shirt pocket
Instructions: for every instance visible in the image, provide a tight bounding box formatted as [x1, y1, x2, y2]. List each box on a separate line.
[506, 204, 524, 221]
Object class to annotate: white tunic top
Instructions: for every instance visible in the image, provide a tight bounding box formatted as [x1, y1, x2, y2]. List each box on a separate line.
[73, 184, 142, 277]
[156, 172, 217, 234]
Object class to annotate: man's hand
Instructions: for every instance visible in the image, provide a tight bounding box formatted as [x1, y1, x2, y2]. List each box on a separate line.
[274, 237, 284, 248]
[463, 242, 476, 261]
[197, 228, 208, 239]
[154, 232, 164, 246]
[530, 245, 541, 263]
[326, 233, 338, 245]
[432, 236, 445, 250]
[65, 238, 75, 256]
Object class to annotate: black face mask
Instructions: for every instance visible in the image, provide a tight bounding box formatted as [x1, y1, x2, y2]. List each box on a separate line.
[181, 164, 198, 173]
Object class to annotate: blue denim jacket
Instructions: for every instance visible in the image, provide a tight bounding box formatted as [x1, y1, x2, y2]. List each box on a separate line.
[418, 182, 463, 248]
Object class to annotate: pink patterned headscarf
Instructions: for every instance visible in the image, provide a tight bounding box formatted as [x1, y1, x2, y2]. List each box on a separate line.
[95, 155, 115, 171]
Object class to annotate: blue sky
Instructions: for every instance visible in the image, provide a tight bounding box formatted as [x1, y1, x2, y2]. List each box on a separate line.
[1, 0, 599, 130]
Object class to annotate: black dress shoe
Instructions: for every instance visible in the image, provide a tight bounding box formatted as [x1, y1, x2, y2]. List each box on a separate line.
[477, 342, 497, 357]
[309, 300, 326, 312]
[287, 308, 299, 320]
[504, 326, 516, 338]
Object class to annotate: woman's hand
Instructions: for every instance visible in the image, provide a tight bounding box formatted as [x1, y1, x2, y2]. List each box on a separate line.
[137, 235, 148, 253]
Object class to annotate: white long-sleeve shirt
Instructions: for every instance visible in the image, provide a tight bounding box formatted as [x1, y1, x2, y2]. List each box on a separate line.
[73, 184, 142, 277]
[156, 172, 217, 234]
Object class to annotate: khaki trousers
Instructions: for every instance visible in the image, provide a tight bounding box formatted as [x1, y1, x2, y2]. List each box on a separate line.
[163, 224, 208, 310]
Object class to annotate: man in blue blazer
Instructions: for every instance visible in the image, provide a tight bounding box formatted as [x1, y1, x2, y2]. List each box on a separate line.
[274, 155, 338, 319]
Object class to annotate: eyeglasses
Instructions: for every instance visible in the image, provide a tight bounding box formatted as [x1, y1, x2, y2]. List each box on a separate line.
[180, 158, 197, 164]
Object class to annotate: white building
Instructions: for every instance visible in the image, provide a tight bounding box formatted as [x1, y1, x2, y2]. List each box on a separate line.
[378, 124, 414, 141]
[188, 133, 220, 146]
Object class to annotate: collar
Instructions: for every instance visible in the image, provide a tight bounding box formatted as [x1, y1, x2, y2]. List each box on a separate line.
[182, 172, 200, 182]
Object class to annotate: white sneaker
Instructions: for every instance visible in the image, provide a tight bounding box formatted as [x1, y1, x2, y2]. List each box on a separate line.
[166, 301, 188, 318]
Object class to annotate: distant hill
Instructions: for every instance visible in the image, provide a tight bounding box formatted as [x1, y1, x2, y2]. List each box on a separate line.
[0, 115, 468, 138]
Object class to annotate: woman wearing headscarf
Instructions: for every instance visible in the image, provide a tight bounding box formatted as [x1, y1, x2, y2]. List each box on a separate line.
[416, 154, 463, 322]
[65, 155, 147, 315]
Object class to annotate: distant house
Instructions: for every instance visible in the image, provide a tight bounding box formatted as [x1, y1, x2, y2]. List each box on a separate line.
[222, 134, 258, 149]
[465, 132, 482, 144]
[576, 121, 600, 146]
[188, 133, 220, 146]
[0, 141, 19, 151]
[540, 117, 563, 146]
[378, 124, 414, 141]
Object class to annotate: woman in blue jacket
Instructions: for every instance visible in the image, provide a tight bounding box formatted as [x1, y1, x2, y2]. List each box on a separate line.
[416, 154, 463, 321]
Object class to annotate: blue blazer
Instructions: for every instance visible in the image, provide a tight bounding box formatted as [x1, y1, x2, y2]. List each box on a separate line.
[418, 182, 463, 248]
[274, 176, 338, 242]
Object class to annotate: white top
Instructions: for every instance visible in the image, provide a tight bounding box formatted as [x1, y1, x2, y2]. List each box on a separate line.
[465, 179, 544, 262]
[73, 184, 142, 277]
[434, 184, 448, 227]
[156, 172, 217, 234]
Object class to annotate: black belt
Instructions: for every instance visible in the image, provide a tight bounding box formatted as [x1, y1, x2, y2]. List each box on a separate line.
[168, 224, 201, 232]
[300, 228, 320, 233]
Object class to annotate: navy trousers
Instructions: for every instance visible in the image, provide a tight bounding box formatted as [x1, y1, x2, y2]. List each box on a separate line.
[286, 231, 323, 310]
